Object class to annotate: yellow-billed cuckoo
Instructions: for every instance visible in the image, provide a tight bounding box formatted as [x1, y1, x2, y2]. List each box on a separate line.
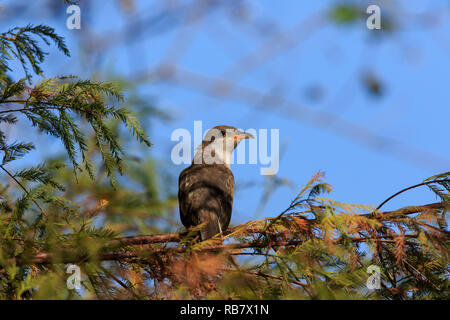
[178, 125, 254, 240]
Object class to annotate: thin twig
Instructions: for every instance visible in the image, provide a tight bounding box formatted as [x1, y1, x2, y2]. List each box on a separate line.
[376, 179, 450, 211]
[402, 258, 440, 291]
[222, 267, 308, 288]
[99, 266, 141, 299]
[0, 164, 47, 218]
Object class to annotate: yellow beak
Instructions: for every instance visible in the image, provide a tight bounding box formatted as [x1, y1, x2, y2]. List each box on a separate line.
[233, 131, 254, 141]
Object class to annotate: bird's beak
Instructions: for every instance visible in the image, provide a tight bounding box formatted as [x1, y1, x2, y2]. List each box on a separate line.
[233, 130, 254, 140]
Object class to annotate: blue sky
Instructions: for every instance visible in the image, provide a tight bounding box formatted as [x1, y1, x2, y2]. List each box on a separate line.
[2, 0, 449, 227]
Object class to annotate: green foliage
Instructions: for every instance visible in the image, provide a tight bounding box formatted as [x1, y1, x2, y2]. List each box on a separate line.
[0, 23, 162, 299]
[0, 21, 447, 301]
[0, 24, 69, 81]
[14, 163, 65, 190]
[424, 172, 450, 203]
[0, 26, 151, 186]
[329, 4, 362, 24]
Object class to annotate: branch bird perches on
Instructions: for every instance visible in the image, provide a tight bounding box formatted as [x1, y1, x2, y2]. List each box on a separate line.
[13, 201, 447, 265]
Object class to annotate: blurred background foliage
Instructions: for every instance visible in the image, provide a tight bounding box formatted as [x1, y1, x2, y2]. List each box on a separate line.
[0, 0, 448, 299]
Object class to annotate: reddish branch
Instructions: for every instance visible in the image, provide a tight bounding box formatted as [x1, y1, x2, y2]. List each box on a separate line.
[368, 201, 446, 218]
[13, 201, 447, 265]
[24, 240, 304, 264]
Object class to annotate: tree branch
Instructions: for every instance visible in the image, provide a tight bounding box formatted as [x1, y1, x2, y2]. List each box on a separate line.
[375, 179, 450, 211]
[13, 201, 447, 265]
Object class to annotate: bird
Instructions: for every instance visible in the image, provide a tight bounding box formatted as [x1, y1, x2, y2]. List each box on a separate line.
[178, 125, 254, 240]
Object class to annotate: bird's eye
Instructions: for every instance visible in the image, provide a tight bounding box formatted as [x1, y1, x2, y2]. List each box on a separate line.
[220, 130, 226, 136]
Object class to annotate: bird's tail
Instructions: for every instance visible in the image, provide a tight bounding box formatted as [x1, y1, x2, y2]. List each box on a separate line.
[198, 210, 222, 241]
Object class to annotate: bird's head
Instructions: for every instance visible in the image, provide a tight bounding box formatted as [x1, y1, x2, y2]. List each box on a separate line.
[194, 125, 254, 165]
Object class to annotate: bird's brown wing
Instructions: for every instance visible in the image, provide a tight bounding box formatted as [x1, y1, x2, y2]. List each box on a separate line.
[178, 164, 234, 239]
